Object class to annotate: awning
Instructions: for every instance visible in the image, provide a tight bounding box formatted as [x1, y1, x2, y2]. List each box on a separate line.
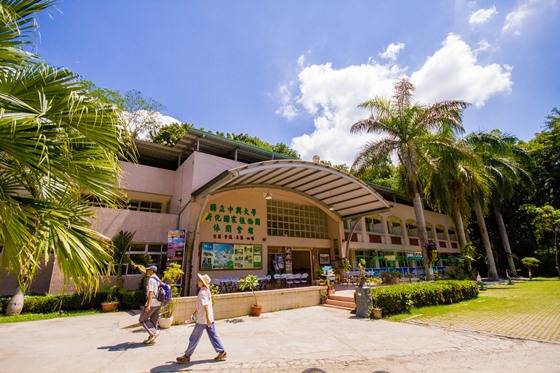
[192, 159, 391, 220]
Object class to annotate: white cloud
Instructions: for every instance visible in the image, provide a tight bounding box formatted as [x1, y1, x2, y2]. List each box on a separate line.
[474, 39, 492, 53]
[501, 0, 555, 36]
[503, 3, 531, 35]
[411, 33, 512, 107]
[281, 34, 512, 166]
[379, 42, 405, 61]
[469, 6, 498, 25]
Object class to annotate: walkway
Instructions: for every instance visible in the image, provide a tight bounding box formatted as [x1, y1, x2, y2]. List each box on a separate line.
[1, 306, 559, 373]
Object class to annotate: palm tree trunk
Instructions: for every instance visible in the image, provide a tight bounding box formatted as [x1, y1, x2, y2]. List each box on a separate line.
[452, 206, 468, 251]
[6, 286, 25, 316]
[474, 198, 498, 279]
[492, 202, 517, 276]
[411, 189, 432, 280]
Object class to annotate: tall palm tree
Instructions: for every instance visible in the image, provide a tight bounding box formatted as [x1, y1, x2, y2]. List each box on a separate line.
[465, 131, 531, 278]
[351, 78, 469, 279]
[421, 135, 487, 268]
[0, 0, 135, 314]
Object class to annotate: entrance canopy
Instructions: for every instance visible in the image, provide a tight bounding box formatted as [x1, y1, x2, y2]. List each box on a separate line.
[192, 160, 391, 220]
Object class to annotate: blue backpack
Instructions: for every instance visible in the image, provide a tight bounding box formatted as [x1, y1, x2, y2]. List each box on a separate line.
[155, 277, 172, 307]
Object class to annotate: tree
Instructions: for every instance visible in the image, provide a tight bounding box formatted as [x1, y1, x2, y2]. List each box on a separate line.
[351, 78, 469, 279]
[0, 0, 134, 314]
[525, 108, 560, 208]
[86, 83, 165, 140]
[111, 230, 137, 288]
[522, 205, 560, 276]
[464, 131, 531, 279]
[521, 257, 540, 280]
[150, 121, 192, 146]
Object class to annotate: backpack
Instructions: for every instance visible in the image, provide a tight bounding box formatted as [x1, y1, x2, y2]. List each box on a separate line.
[155, 277, 172, 307]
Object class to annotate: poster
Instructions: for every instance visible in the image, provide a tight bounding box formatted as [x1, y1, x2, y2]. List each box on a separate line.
[167, 230, 186, 261]
[319, 253, 330, 265]
[285, 248, 293, 274]
[200, 243, 262, 270]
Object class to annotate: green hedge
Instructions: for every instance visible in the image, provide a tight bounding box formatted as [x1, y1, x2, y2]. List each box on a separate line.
[0, 290, 145, 314]
[370, 280, 479, 317]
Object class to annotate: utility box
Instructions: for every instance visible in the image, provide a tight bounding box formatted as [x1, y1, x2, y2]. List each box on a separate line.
[354, 286, 372, 318]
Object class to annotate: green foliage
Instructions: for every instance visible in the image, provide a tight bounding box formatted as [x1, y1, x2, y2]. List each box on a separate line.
[102, 285, 118, 303]
[238, 274, 260, 306]
[162, 262, 185, 297]
[150, 122, 193, 146]
[0, 290, 144, 315]
[370, 280, 479, 316]
[521, 257, 541, 269]
[160, 262, 185, 318]
[339, 258, 351, 272]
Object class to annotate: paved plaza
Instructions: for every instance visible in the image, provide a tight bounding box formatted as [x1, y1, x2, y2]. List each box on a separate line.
[1, 305, 559, 373]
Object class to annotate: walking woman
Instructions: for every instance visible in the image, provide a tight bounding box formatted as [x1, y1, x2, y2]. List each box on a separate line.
[176, 273, 227, 363]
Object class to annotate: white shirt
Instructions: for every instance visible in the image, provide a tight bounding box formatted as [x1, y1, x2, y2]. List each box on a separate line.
[146, 275, 162, 307]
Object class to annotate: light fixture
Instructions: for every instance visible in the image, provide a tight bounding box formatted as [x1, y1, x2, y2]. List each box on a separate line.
[265, 193, 272, 200]
[328, 206, 334, 211]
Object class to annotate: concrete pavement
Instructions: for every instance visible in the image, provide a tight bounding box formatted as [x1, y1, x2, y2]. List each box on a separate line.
[1, 306, 559, 373]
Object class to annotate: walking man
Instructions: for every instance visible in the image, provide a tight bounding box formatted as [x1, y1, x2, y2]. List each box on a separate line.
[139, 265, 161, 345]
[176, 273, 227, 363]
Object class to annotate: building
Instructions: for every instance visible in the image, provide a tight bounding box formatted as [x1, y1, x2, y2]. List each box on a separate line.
[0, 128, 460, 296]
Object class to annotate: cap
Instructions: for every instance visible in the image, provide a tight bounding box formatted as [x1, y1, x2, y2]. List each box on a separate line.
[147, 265, 157, 272]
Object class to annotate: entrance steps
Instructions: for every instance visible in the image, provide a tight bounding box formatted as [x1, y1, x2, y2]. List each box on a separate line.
[323, 292, 355, 311]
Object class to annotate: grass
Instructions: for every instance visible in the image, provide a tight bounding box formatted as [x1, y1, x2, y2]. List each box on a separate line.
[388, 277, 560, 342]
[0, 310, 101, 324]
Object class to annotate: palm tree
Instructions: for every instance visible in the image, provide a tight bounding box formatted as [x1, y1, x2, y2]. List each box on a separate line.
[0, 1, 135, 314]
[351, 78, 469, 279]
[111, 230, 137, 288]
[465, 131, 531, 278]
[421, 135, 487, 280]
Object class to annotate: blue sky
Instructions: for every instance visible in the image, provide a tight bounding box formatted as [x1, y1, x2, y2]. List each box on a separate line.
[35, 0, 559, 166]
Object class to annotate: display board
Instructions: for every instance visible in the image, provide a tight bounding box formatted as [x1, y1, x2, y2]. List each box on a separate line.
[200, 243, 263, 270]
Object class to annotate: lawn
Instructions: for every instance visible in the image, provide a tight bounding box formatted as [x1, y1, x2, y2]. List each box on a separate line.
[389, 278, 560, 343]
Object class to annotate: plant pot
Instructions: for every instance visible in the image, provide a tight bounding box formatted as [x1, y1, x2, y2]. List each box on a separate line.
[101, 302, 118, 312]
[250, 304, 263, 316]
[158, 316, 174, 329]
[372, 307, 382, 319]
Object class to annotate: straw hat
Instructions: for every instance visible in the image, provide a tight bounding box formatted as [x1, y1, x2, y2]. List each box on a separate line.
[197, 273, 211, 288]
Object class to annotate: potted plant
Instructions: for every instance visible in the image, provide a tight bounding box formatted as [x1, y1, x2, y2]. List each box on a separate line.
[158, 262, 184, 328]
[238, 274, 262, 316]
[371, 292, 382, 319]
[101, 285, 119, 312]
[314, 267, 325, 285]
[319, 289, 327, 304]
[357, 259, 367, 287]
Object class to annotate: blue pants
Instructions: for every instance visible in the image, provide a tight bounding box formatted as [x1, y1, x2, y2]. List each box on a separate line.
[185, 322, 225, 357]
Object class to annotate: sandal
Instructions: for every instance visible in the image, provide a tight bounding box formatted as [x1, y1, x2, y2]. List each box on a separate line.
[176, 355, 190, 364]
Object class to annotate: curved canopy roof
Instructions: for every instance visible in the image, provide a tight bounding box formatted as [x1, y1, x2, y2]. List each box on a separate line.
[192, 160, 391, 220]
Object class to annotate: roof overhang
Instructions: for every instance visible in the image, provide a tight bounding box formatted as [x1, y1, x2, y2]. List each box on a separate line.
[192, 160, 391, 220]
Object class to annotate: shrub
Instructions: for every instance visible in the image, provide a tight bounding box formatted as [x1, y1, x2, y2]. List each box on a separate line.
[370, 280, 478, 316]
[0, 289, 145, 315]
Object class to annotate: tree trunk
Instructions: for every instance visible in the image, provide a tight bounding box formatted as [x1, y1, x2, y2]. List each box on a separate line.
[6, 286, 25, 316]
[452, 206, 468, 251]
[492, 203, 517, 276]
[411, 188, 432, 280]
[474, 198, 498, 279]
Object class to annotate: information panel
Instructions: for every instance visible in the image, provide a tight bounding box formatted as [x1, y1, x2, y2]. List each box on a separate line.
[200, 243, 262, 270]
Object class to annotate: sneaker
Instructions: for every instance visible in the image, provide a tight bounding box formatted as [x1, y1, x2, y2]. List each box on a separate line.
[214, 351, 227, 361]
[144, 332, 159, 345]
[176, 355, 190, 364]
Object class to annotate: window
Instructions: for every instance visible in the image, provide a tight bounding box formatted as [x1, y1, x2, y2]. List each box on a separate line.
[126, 200, 162, 213]
[267, 200, 329, 239]
[128, 243, 168, 273]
